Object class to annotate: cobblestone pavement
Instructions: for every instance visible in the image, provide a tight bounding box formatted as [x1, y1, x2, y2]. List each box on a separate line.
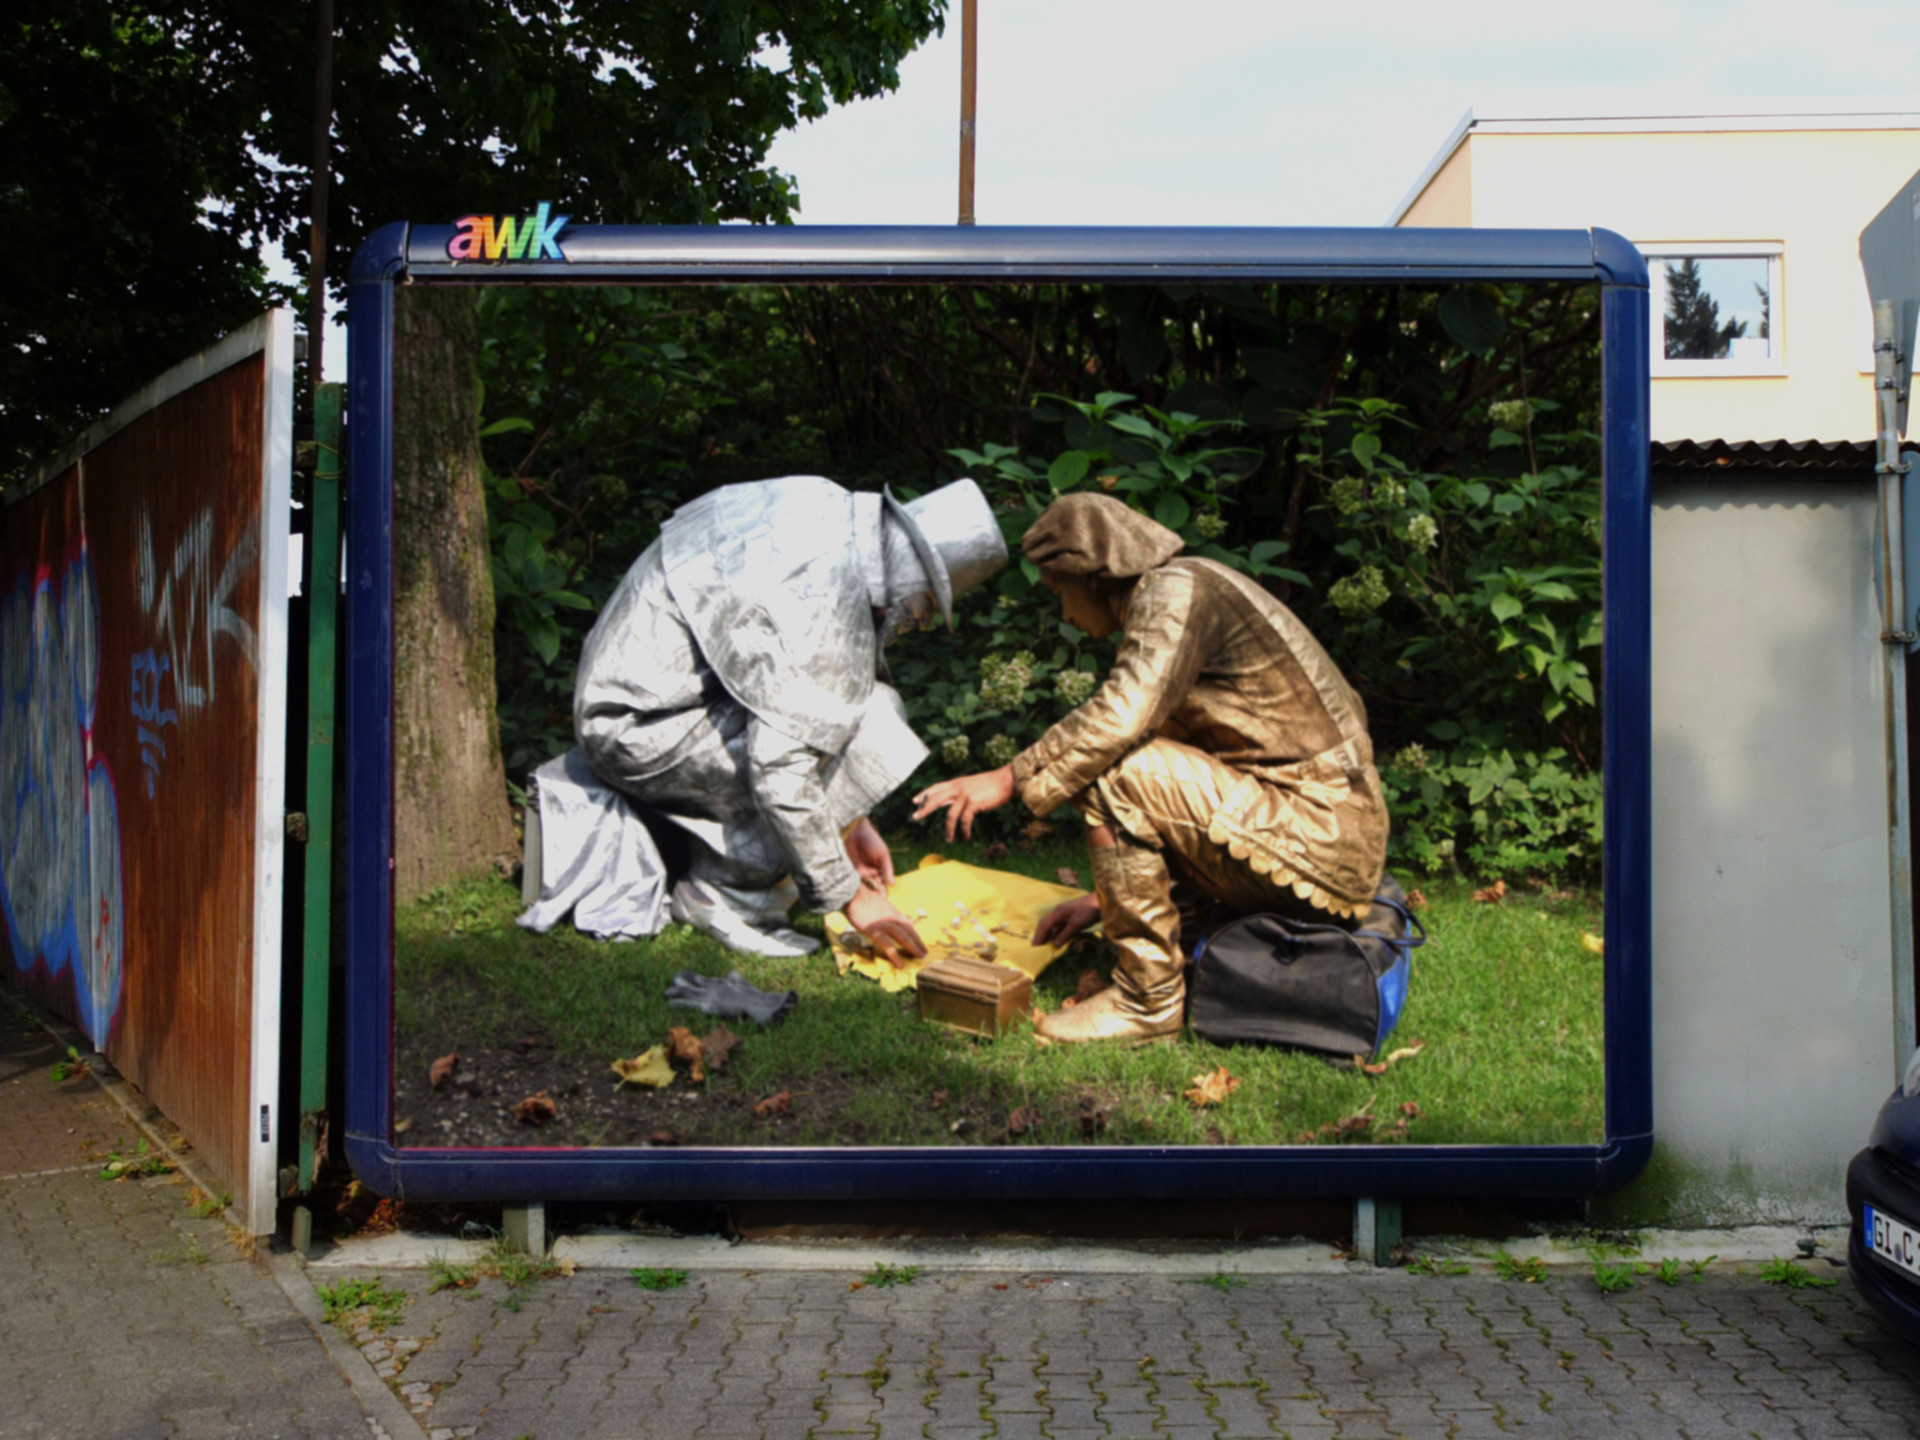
[323, 1257, 1920, 1440]
[1, 1000, 382, 1440]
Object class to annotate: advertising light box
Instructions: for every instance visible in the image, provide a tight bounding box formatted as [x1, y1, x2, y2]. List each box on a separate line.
[344, 223, 1651, 1202]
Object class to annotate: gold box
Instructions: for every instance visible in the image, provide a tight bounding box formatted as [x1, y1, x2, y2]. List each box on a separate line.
[917, 957, 1033, 1038]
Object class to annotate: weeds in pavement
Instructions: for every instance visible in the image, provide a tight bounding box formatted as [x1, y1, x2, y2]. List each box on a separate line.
[187, 1189, 232, 1219]
[1758, 1259, 1837, 1289]
[1593, 1261, 1637, 1294]
[49, 1046, 89, 1082]
[427, 1258, 480, 1293]
[317, 1277, 407, 1330]
[631, 1267, 689, 1291]
[152, 1234, 209, 1266]
[98, 1140, 170, 1181]
[1689, 1255, 1717, 1280]
[1641, 1257, 1682, 1286]
[1495, 1251, 1547, 1283]
[1198, 1271, 1249, 1294]
[1406, 1254, 1471, 1276]
[861, 1262, 920, 1288]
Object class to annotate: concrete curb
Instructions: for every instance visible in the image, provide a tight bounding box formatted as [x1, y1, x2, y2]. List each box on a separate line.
[268, 1250, 432, 1440]
[306, 1221, 1851, 1278]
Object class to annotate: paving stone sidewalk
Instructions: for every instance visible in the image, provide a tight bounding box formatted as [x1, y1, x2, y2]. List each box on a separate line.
[0, 1000, 385, 1440]
[323, 1253, 1920, 1440]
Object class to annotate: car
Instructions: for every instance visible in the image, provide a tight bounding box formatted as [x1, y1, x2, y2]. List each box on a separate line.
[1847, 1044, 1920, 1344]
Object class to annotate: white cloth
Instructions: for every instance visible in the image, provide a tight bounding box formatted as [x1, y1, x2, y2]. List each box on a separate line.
[516, 749, 670, 940]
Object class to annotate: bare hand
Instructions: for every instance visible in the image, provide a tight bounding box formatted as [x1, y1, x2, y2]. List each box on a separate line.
[911, 765, 1017, 842]
[1033, 894, 1101, 947]
[844, 886, 927, 967]
[843, 817, 895, 891]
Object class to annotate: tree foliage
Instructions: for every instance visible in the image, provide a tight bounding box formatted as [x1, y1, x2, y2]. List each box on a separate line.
[474, 278, 1608, 878]
[0, 0, 948, 480]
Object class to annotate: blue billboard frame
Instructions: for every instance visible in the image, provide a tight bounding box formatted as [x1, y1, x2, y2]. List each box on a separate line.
[344, 223, 1651, 1203]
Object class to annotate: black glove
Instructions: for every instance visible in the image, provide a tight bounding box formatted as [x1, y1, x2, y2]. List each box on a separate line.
[664, 970, 798, 1027]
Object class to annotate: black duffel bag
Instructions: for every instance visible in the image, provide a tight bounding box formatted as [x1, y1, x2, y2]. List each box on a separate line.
[1187, 874, 1425, 1058]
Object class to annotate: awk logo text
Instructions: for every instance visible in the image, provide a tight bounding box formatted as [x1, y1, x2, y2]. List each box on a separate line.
[447, 202, 569, 262]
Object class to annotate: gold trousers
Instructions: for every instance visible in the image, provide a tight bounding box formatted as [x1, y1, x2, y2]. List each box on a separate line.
[1078, 738, 1354, 1016]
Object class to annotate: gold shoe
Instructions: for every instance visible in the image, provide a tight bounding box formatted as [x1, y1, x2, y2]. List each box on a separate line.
[1034, 985, 1181, 1044]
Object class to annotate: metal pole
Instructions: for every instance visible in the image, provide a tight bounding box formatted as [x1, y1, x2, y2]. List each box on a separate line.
[306, 0, 336, 389]
[1876, 299, 1917, 1072]
[958, 0, 977, 226]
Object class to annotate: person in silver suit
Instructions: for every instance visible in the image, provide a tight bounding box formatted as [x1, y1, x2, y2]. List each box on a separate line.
[574, 475, 1007, 959]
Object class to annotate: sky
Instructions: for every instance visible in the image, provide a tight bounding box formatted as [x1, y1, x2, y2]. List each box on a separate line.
[765, 0, 1920, 229]
[313, 0, 1920, 380]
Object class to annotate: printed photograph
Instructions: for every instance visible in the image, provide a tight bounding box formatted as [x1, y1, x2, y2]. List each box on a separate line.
[386, 277, 1607, 1151]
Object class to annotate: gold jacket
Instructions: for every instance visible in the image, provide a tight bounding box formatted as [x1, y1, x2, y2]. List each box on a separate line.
[1010, 557, 1389, 917]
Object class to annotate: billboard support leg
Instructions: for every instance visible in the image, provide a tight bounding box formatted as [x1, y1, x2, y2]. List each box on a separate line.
[504, 1203, 548, 1256]
[1353, 1198, 1401, 1266]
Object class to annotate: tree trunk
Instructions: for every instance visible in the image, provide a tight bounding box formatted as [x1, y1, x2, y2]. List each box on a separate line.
[391, 286, 516, 904]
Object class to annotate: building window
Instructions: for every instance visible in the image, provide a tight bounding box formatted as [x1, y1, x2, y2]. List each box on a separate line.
[1644, 245, 1783, 377]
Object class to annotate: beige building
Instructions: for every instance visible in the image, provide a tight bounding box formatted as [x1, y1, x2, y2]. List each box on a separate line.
[1392, 104, 1920, 1226]
[1393, 102, 1920, 443]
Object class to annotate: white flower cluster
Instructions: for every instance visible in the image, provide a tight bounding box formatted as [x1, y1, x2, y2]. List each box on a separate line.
[941, 734, 971, 767]
[979, 651, 1035, 710]
[1392, 742, 1431, 773]
[1329, 476, 1367, 516]
[1374, 477, 1407, 509]
[983, 733, 1021, 767]
[1054, 668, 1097, 706]
[1326, 565, 1391, 616]
[1488, 399, 1532, 430]
[1406, 513, 1439, 552]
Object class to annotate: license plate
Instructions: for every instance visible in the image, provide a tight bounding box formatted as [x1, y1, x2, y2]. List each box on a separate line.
[1866, 1203, 1920, 1277]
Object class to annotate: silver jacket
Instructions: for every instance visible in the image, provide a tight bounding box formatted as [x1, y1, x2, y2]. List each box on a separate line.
[574, 478, 928, 911]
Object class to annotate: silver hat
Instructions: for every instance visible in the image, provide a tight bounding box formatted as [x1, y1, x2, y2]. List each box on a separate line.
[881, 479, 1009, 628]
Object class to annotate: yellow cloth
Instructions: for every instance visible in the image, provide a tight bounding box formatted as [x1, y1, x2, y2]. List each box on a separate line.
[825, 856, 1085, 992]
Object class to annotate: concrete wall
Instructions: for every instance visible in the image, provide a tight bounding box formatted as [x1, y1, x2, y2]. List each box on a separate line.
[1603, 472, 1899, 1225]
[1398, 123, 1920, 445]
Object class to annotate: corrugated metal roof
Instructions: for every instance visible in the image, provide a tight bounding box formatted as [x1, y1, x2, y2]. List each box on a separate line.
[1649, 438, 1901, 471]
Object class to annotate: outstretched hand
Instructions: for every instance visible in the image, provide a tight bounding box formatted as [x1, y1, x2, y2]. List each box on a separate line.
[911, 765, 1016, 842]
[844, 886, 927, 968]
[1033, 893, 1101, 947]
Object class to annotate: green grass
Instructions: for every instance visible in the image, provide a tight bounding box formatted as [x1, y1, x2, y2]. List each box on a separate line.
[862, 1262, 920, 1288]
[1757, 1258, 1837, 1289]
[395, 833, 1604, 1149]
[317, 1277, 408, 1330]
[631, 1267, 689, 1291]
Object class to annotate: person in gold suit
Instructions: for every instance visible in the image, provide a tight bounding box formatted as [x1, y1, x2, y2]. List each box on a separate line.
[913, 492, 1389, 1044]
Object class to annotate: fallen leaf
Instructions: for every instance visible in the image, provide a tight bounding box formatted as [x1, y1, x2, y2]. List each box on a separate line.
[984, 842, 1009, 861]
[1067, 970, 1108, 1007]
[1023, 821, 1056, 843]
[929, 1089, 949, 1109]
[753, 1090, 792, 1119]
[1055, 867, 1081, 888]
[648, 1130, 679, 1147]
[611, 1046, 675, 1089]
[393, 1118, 413, 1134]
[1184, 1066, 1241, 1108]
[848, 1280, 865, 1291]
[1406, 889, 1429, 912]
[1006, 1106, 1041, 1137]
[1384, 1040, 1427, 1065]
[1355, 1055, 1390, 1076]
[429, 1052, 459, 1089]
[1032, 1035, 1053, 1048]
[666, 1027, 707, 1083]
[552, 1257, 579, 1276]
[1472, 879, 1508, 904]
[992, 1282, 1009, 1291]
[1096, 473, 1120, 491]
[1581, 932, 1605, 955]
[701, 1026, 742, 1072]
[1400, 1102, 1423, 1118]
[512, 1093, 557, 1125]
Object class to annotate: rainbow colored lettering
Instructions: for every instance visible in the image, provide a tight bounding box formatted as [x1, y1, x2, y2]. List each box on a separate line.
[446, 203, 569, 262]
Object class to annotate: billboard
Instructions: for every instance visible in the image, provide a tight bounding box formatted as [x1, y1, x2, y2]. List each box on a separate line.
[2, 313, 294, 1231]
[345, 226, 1649, 1201]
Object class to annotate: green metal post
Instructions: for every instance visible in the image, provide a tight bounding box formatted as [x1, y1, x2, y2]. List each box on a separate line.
[298, 383, 344, 1194]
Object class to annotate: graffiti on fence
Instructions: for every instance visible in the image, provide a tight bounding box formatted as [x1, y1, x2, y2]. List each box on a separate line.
[131, 507, 259, 798]
[0, 547, 125, 1043]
